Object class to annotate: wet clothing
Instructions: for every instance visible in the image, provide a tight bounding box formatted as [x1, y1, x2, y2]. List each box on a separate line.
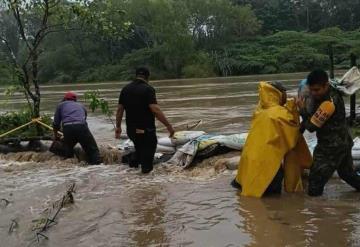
[234, 82, 312, 198]
[301, 88, 352, 147]
[53, 101, 87, 130]
[127, 128, 157, 173]
[119, 79, 157, 130]
[53, 100, 101, 165]
[301, 88, 360, 196]
[265, 168, 284, 195]
[232, 168, 284, 195]
[119, 79, 158, 173]
[308, 144, 360, 196]
[62, 124, 101, 165]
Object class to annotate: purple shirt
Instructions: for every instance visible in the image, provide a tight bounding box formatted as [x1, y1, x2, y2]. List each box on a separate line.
[53, 100, 87, 130]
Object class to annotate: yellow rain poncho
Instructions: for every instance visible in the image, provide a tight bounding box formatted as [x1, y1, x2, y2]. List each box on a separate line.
[235, 82, 312, 198]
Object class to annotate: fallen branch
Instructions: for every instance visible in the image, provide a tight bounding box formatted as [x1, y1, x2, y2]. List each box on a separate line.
[8, 219, 18, 234]
[32, 183, 76, 242]
[0, 198, 11, 207]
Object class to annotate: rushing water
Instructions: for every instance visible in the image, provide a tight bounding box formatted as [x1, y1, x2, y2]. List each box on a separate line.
[1, 72, 360, 247]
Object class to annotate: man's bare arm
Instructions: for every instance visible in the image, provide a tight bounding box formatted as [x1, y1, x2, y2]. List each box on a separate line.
[149, 104, 175, 137]
[115, 104, 124, 139]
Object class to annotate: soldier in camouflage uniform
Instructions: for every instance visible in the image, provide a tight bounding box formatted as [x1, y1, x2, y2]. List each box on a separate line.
[298, 69, 360, 196]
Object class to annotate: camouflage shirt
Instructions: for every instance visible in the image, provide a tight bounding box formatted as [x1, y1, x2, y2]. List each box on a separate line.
[302, 88, 353, 148]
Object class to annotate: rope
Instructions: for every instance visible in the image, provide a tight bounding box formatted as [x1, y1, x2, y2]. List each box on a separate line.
[0, 118, 63, 139]
[33, 119, 63, 136]
[0, 120, 35, 139]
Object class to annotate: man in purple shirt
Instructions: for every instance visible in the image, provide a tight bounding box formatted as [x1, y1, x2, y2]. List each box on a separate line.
[53, 92, 101, 165]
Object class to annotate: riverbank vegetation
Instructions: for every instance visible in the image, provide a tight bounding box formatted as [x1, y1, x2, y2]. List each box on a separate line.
[0, 110, 52, 141]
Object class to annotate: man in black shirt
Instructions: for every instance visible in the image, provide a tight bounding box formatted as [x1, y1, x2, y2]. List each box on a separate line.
[115, 67, 175, 173]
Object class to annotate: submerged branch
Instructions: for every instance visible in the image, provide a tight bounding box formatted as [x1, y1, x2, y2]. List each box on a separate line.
[8, 219, 18, 234]
[0, 198, 11, 207]
[34, 183, 76, 242]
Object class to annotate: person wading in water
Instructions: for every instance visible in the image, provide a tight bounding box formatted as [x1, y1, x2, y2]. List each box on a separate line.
[53, 92, 102, 165]
[297, 69, 360, 196]
[115, 67, 175, 174]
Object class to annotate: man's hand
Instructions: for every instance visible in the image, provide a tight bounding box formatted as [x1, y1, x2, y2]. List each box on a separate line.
[150, 104, 175, 137]
[53, 130, 61, 141]
[167, 125, 175, 137]
[296, 96, 305, 110]
[115, 127, 122, 139]
[116, 105, 124, 139]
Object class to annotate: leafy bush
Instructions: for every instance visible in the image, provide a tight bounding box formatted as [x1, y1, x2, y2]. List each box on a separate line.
[182, 52, 216, 78]
[78, 64, 126, 82]
[0, 110, 52, 139]
[51, 73, 73, 84]
[182, 64, 216, 78]
[214, 28, 360, 76]
[84, 90, 115, 128]
[276, 44, 329, 72]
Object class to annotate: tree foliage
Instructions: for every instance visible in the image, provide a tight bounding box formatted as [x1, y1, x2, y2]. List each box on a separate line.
[0, 0, 130, 118]
[1, 0, 360, 93]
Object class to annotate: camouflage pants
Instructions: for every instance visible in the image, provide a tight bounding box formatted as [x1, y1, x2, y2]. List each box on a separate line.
[308, 145, 360, 196]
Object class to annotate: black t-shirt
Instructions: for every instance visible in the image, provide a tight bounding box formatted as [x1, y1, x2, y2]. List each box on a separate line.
[119, 79, 157, 130]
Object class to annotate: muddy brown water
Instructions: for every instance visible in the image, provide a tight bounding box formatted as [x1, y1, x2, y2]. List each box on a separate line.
[1, 72, 360, 247]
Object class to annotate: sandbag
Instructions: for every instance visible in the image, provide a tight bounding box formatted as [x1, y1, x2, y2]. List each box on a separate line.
[117, 138, 177, 154]
[214, 156, 240, 170]
[117, 139, 134, 150]
[156, 144, 176, 154]
[330, 67, 360, 95]
[196, 144, 232, 160]
[168, 133, 248, 168]
[352, 137, 360, 160]
[211, 133, 248, 150]
[158, 137, 175, 147]
[306, 135, 360, 160]
[196, 143, 220, 158]
[171, 131, 206, 146]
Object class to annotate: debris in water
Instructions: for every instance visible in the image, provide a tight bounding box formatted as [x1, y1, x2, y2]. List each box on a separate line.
[268, 211, 283, 221]
[32, 183, 76, 242]
[0, 145, 123, 166]
[0, 198, 11, 207]
[8, 219, 18, 234]
[214, 156, 240, 171]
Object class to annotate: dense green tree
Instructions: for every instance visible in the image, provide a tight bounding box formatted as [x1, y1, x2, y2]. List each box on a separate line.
[74, 0, 260, 80]
[1, 0, 360, 89]
[233, 0, 360, 32]
[0, 0, 132, 116]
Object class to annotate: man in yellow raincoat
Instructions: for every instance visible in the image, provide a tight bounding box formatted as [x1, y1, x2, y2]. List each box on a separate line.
[231, 81, 312, 197]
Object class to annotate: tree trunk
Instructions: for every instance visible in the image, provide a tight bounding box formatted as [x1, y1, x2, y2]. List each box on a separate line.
[33, 98, 41, 118]
[31, 52, 43, 139]
[32, 52, 41, 118]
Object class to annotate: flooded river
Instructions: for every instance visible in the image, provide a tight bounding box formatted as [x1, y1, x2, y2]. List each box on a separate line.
[1, 72, 360, 247]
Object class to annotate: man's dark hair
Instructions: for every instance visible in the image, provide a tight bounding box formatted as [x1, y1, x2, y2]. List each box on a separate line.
[136, 67, 150, 80]
[269, 81, 287, 93]
[307, 69, 329, 86]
